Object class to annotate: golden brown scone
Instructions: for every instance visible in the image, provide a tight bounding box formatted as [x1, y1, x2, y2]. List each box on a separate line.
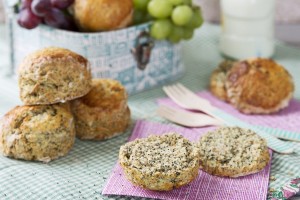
[18, 47, 92, 105]
[209, 60, 235, 101]
[71, 79, 130, 140]
[0, 103, 75, 162]
[225, 58, 294, 114]
[119, 133, 200, 191]
[73, 0, 133, 32]
[198, 127, 270, 178]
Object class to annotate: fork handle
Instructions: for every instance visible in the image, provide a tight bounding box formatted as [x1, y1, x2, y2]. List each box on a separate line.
[254, 125, 300, 142]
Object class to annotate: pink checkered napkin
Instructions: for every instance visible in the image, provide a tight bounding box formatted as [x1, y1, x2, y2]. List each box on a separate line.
[102, 120, 272, 200]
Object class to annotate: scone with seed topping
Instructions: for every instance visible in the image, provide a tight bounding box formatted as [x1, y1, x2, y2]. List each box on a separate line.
[119, 133, 200, 191]
[18, 47, 92, 105]
[0, 103, 75, 162]
[198, 127, 270, 177]
[71, 79, 130, 140]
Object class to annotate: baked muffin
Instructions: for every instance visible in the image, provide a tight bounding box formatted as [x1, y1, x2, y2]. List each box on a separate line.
[198, 127, 270, 177]
[209, 60, 235, 101]
[119, 133, 200, 191]
[71, 79, 130, 140]
[225, 58, 294, 114]
[18, 47, 92, 105]
[0, 103, 75, 162]
[73, 0, 133, 32]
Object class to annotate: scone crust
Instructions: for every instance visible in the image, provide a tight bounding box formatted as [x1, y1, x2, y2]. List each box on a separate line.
[119, 133, 200, 191]
[73, 0, 133, 31]
[198, 127, 270, 177]
[71, 79, 130, 140]
[225, 58, 294, 114]
[210, 60, 234, 101]
[18, 47, 92, 105]
[0, 104, 75, 162]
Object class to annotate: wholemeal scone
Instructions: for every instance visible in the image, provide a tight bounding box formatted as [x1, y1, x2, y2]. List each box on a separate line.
[0, 103, 75, 162]
[71, 79, 130, 140]
[119, 133, 200, 191]
[225, 58, 294, 114]
[18, 47, 92, 105]
[198, 126, 270, 177]
[210, 60, 235, 101]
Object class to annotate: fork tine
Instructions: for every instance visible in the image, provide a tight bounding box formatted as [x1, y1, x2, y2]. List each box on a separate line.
[159, 106, 174, 116]
[176, 83, 194, 95]
[176, 83, 211, 105]
[157, 106, 223, 127]
[160, 106, 192, 121]
[163, 85, 188, 108]
[157, 106, 178, 122]
[163, 86, 177, 101]
[164, 85, 181, 99]
[170, 84, 185, 96]
[157, 106, 187, 126]
[177, 83, 205, 100]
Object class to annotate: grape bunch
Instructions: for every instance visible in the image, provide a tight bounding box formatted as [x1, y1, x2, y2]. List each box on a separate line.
[133, 0, 204, 43]
[17, 0, 76, 31]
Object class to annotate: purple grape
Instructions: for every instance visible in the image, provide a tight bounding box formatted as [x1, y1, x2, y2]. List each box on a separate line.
[50, 0, 74, 9]
[20, 0, 32, 10]
[44, 8, 76, 31]
[31, 0, 51, 17]
[17, 8, 41, 29]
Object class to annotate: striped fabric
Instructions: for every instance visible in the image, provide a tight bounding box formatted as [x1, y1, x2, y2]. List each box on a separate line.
[254, 126, 300, 142]
[102, 120, 272, 200]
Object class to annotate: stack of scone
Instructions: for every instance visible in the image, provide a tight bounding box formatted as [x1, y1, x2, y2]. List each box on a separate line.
[0, 47, 130, 162]
[210, 58, 294, 114]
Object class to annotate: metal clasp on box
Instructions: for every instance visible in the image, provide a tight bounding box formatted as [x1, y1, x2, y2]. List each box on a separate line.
[131, 31, 154, 70]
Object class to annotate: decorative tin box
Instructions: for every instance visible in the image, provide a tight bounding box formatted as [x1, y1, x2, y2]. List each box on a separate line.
[3, 0, 185, 95]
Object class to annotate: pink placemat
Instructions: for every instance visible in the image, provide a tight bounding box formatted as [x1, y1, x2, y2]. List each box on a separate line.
[102, 120, 272, 200]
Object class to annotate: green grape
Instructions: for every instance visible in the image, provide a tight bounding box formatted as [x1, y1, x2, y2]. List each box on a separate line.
[182, 28, 194, 40]
[182, 0, 192, 5]
[171, 5, 193, 26]
[144, 13, 154, 23]
[150, 19, 172, 40]
[133, 0, 150, 11]
[168, 0, 184, 6]
[186, 7, 204, 29]
[133, 10, 146, 25]
[148, 0, 173, 19]
[168, 25, 184, 43]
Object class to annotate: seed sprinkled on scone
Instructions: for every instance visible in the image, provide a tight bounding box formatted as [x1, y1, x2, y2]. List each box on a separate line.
[198, 126, 270, 177]
[119, 133, 200, 191]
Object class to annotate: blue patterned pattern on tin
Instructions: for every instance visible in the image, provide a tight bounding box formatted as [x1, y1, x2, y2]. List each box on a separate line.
[9, 19, 185, 94]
